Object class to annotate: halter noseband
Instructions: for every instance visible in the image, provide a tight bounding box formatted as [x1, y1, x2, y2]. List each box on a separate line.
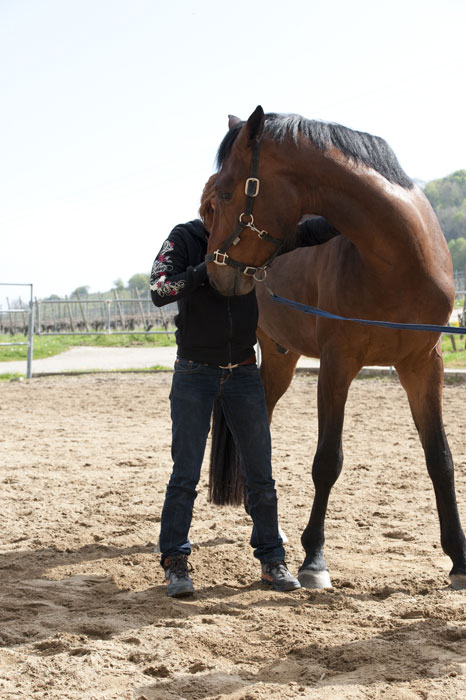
[205, 140, 284, 280]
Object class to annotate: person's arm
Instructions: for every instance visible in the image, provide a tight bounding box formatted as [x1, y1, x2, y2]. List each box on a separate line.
[278, 216, 341, 256]
[150, 228, 208, 308]
[295, 216, 341, 247]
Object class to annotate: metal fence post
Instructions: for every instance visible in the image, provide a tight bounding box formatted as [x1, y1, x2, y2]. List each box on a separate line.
[27, 284, 34, 379]
[113, 289, 125, 330]
[75, 290, 89, 332]
[0, 283, 34, 377]
[106, 299, 111, 333]
[65, 295, 75, 332]
[135, 287, 147, 330]
[35, 299, 41, 334]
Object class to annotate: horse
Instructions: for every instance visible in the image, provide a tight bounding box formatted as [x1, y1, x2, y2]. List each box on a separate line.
[206, 106, 466, 591]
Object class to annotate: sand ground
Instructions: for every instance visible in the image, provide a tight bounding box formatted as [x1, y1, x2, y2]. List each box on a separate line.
[1, 371, 466, 700]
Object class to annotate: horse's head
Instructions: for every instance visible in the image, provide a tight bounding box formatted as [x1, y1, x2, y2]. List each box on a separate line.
[206, 106, 301, 296]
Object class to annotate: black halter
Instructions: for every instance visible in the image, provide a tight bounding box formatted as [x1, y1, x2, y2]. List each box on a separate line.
[205, 140, 284, 280]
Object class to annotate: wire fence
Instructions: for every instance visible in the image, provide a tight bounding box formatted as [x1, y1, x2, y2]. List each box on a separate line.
[0, 290, 176, 337]
[454, 270, 465, 294]
[1, 280, 465, 379]
[1, 283, 465, 338]
[0, 282, 35, 377]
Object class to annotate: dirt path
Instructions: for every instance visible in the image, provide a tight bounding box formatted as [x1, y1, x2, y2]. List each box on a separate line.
[1, 372, 466, 699]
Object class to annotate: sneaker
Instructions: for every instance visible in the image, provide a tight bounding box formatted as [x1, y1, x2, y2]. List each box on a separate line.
[163, 555, 195, 598]
[261, 561, 301, 592]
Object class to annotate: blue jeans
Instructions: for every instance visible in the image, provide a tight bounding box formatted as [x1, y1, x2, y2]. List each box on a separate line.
[159, 357, 285, 564]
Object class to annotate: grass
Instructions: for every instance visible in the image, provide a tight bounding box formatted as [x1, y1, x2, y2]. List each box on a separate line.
[1, 323, 465, 372]
[0, 366, 173, 381]
[0, 330, 176, 362]
[442, 332, 466, 368]
[0, 372, 24, 382]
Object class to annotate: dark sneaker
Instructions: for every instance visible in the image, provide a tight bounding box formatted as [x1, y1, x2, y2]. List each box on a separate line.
[163, 555, 194, 598]
[261, 561, 301, 592]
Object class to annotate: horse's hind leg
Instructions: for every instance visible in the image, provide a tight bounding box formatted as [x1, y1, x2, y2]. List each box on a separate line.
[298, 356, 361, 589]
[396, 349, 466, 589]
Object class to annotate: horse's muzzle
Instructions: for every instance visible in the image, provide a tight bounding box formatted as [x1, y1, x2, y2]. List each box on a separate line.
[207, 265, 255, 296]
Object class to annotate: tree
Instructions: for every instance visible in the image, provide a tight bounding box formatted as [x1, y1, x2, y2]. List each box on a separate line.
[71, 285, 90, 298]
[424, 170, 466, 241]
[113, 277, 125, 291]
[448, 237, 466, 272]
[128, 273, 150, 295]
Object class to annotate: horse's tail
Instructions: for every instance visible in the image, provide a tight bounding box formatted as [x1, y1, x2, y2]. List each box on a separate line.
[208, 397, 245, 506]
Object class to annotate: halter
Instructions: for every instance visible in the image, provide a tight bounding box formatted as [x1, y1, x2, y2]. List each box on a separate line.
[205, 140, 284, 281]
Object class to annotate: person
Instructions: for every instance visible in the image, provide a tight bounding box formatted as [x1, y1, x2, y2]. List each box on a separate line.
[150, 174, 339, 598]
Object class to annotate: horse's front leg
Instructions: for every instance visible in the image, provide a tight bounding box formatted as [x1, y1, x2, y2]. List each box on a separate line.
[299, 355, 361, 589]
[257, 326, 301, 422]
[396, 349, 466, 589]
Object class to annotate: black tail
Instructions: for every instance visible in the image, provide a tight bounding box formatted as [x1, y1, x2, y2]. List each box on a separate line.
[208, 398, 245, 505]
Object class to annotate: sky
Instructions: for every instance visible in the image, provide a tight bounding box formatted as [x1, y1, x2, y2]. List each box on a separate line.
[1, 0, 465, 305]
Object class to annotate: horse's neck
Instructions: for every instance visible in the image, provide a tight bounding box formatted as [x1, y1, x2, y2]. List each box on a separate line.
[295, 146, 434, 269]
[313, 182, 414, 267]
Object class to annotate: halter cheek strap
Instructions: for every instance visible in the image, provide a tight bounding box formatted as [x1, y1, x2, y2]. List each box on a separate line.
[205, 140, 284, 279]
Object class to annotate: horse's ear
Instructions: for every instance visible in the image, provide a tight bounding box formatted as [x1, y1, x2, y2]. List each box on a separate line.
[245, 105, 264, 142]
[228, 114, 242, 129]
[232, 106, 265, 153]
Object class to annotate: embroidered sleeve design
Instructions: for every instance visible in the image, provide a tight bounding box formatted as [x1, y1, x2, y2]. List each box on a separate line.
[150, 239, 186, 297]
[152, 274, 186, 297]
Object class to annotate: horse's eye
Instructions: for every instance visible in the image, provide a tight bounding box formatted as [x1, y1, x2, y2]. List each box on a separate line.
[219, 192, 232, 202]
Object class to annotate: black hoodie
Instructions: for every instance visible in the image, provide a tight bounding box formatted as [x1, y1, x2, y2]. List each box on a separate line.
[150, 219, 258, 366]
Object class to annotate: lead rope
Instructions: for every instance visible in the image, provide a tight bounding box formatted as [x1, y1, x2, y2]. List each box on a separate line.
[261, 278, 466, 334]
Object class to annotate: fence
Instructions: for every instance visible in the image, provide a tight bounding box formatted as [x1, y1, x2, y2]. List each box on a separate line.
[0, 283, 34, 378]
[1, 283, 465, 377]
[454, 270, 465, 294]
[0, 288, 177, 377]
[0, 290, 176, 337]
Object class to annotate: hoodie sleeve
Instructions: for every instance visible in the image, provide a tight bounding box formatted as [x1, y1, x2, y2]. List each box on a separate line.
[296, 217, 341, 247]
[149, 228, 208, 308]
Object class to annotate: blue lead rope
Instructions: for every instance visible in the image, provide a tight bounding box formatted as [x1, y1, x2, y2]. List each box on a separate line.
[267, 289, 466, 335]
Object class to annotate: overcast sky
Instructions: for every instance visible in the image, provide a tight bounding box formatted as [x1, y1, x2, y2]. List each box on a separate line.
[1, 0, 465, 304]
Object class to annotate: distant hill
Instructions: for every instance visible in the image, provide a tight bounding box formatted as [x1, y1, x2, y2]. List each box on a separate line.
[424, 170, 466, 273]
[424, 170, 466, 242]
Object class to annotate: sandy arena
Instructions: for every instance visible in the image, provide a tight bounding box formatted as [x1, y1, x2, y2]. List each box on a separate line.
[1, 371, 466, 699]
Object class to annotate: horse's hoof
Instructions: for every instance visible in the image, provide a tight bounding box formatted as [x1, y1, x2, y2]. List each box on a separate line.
[298, 568, 332, 589]
[450, 573, 466, 590]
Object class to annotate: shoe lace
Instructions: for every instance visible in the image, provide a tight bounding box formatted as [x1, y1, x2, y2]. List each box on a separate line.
[169, 556, 193, 578]
[265, 561, 288, 576]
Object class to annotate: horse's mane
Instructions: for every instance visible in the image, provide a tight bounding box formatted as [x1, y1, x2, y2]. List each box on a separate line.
[216, 112, 413, 189]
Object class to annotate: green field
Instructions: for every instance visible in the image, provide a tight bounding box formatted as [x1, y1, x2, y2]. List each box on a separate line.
[442, 333, 466, 368]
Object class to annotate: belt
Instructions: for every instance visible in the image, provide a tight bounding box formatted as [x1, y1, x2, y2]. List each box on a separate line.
[179, 354, 257, 371]
[218, 353, 256, 370]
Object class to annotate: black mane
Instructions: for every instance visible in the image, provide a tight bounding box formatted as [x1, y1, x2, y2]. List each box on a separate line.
[216, 112, 413, 189]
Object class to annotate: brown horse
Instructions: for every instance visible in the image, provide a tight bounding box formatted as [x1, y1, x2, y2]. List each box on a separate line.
[206, 106, 466, 590]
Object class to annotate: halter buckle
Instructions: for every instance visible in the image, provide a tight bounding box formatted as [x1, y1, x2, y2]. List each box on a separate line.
[243, 266, 258, 277]
[253, 267, 267, 282]
[245, 177, 260, 197]
[212, 250, 229, 266]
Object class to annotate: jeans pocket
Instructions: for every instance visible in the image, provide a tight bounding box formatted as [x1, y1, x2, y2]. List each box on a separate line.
[174, 357, 202, 373]
[237, 363, 259, 375]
